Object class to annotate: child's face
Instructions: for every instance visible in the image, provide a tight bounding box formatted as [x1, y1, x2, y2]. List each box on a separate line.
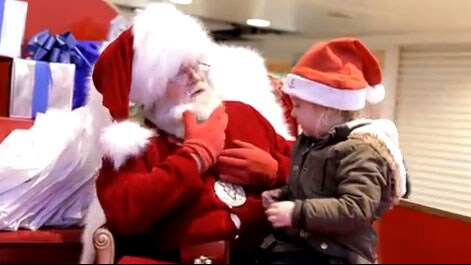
[290, 97, 339, 138]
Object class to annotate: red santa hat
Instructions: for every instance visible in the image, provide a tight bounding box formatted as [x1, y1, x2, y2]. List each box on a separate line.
[282, 37, 385, 111]
[92, 3, 213, 121]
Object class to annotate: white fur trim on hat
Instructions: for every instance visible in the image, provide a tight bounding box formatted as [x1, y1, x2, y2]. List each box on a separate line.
[209, 44, 294, 140]
[130, 3, 214, 107]
[366, 84, 385, 104]
[100, 121, 155, 170]
[282, 73, 385, 111]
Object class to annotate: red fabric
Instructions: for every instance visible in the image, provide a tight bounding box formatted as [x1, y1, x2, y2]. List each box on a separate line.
[97, 144, 202, 236]
[92, 28, 134, 121]
[0, 56, 12, 117]
[0, 227, 82, 243]
[280, 92, 298, 136]
[0, 228, 82, 264]
[292, 37, 382, 90]
[268, 74, 298, 137]
[377, 205, 471, 264]
[0, 117, 33, 141]
[119, 256, 175, 264]
[24, 0, 117, 42]
[96, 101, 292, 256]
[216, 140, 279, 187]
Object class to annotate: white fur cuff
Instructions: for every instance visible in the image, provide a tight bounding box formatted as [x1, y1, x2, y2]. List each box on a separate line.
[100, 121, 155, 170]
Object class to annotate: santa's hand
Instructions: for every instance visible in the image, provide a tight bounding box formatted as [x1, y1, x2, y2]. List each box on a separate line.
[261, 188, 283, 209]
[216, 140, 278, 187]
[265, 201, 295, 228]
[182, 105, 228, 172]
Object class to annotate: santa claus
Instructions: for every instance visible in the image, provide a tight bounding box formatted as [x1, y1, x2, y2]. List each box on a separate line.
[80, 3, 295, 264]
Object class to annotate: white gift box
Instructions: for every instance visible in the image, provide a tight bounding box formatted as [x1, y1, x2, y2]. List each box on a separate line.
[9, 58, 75, 119]
[0, 0, 28, 58]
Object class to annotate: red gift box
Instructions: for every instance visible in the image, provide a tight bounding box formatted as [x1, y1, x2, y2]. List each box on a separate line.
[0, 56, 13, 117]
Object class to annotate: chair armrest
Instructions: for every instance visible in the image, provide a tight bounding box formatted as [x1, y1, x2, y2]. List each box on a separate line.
[93, 225, 115, 264]
[92, 227, 230, 264]
[180, 240, 230, 264]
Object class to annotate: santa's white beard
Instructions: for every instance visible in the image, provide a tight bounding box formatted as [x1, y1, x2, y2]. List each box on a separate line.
[145, 90, 222, 139]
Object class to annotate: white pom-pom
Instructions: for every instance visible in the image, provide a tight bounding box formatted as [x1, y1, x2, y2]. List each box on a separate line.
[366, 84, 385, 104]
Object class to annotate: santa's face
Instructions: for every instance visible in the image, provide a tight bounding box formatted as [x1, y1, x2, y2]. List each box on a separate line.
[145, 61, 222, 139]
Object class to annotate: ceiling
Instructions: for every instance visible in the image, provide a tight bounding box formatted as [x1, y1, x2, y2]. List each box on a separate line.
[111, 0, 471, 56]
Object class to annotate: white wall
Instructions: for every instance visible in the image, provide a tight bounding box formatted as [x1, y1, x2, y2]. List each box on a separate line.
[234, 29, 471, 59]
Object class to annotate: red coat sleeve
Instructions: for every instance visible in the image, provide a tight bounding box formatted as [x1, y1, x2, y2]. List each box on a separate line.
[96, 145, 204, 236]
[252, 107, 293, 188]
[272, 134, 293, 187]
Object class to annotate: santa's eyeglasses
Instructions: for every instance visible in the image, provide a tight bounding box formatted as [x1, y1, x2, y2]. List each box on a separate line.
[169, 62, 211, 85]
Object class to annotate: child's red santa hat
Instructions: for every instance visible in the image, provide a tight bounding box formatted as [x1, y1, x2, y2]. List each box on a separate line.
[92, 3, 213, 121]
[282, 37, 385, 111]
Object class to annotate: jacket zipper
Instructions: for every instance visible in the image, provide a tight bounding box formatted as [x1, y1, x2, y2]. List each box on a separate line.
[303, 142, 328, 192]
[321, 161, 328, 191]
[296, 143, 317, 194]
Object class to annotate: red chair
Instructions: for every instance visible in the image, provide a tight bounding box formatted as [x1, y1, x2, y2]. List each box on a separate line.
[92, 225, 230, 264]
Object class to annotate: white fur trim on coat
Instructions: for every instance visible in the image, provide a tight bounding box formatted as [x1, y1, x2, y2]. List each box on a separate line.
[100, 121, 155, 170]
[208, 44, 294, 140]
[348, 119, 407, 197]
[130, 3, 214, 107]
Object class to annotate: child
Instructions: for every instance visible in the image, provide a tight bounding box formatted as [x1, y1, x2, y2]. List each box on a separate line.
[261, 38, 409, 264]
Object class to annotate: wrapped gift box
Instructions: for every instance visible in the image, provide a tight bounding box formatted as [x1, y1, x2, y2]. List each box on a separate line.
[9, 59, 75, 119]
[0, 0, 28, 58]
[24, 30, 101, 112]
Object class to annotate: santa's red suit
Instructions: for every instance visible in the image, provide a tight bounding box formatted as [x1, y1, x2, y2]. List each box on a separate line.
[97, 101, 291, 261]
[269, 75, 298, 137]
[80, 3, 295, 264]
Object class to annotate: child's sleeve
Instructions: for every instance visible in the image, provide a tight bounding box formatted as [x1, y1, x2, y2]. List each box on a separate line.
[291, 143, 389, 235]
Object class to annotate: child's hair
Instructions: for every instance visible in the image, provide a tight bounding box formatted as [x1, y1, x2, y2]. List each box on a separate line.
[340, 110, 361, 122]
[316, 108, 361, 132]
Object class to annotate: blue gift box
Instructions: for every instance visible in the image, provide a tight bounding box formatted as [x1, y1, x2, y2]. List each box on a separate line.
[27, 30, 101, 110]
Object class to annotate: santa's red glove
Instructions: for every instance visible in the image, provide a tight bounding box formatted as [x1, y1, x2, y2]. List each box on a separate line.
[216, 140, 278, 187]
[182, 106, 228, 172]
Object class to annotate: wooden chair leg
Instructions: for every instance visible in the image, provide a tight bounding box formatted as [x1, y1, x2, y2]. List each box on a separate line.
[93, 226, 115, 264]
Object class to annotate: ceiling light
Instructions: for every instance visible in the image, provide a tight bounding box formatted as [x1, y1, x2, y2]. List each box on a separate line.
[170, 0, 192, 4]
[246, 18, 271, 28]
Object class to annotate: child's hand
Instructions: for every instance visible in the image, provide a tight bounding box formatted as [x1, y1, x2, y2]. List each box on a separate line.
[261, 189, 283, 209]
[265, 201, 295, 228]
